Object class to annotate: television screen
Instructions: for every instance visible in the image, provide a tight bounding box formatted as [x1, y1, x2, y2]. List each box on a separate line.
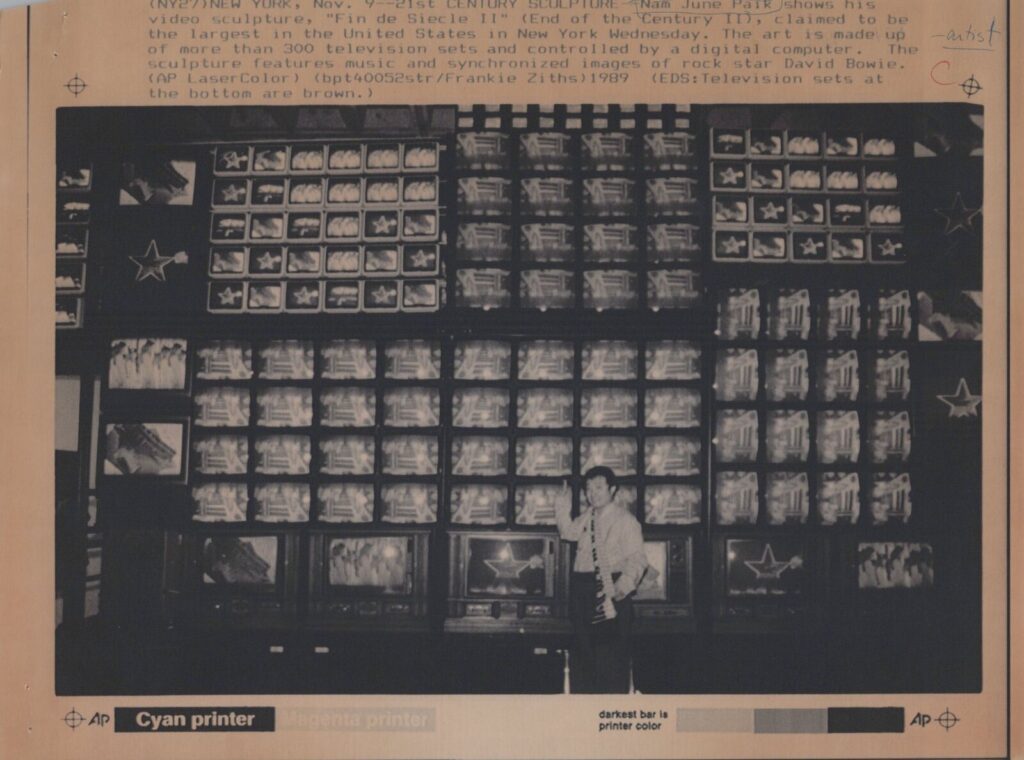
[382, 387, 440, 427]
[635, 541, 668, 601]
[255, 435, 311, 475]
[192, 482, 248, 522]
[453, 340, 512, 380]
[580, 437, 637, 475]
[644, 485, 701, 525]
[318, 483, 374, 523]
[452, 388, 509, 428]
[385, 340, 441, 379]
[259, 340, 314, 380]
[646, 341, 701, 380]
[103, 422, 186, 477]
[518, 341, 574, 380]
[193, 434, 248, 475]
[581, 388, 637, 428]
[194, 344, 252, 383]
[256, 387, 313, 427]
[858, 542, 933, 589]
[254, 483, 311, 522]
[582, 341, 637, 380]
[726, 538, 806, 597]
[194, 387, 250, 428]
[380, 483, 438, 524]
[517, 389, 573, 429]
[108, 338, 188, 390]
[466, 537, 550, 597]
[328, 537, 412, 594]
[321, 340, 376, 380]
[451, 485, 508, 525]
[202, 536, 277, 587]
[523, 223, 576, 263]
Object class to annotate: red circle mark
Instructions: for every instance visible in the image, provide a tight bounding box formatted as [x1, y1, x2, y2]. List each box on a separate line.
[930, 60, 954, 85]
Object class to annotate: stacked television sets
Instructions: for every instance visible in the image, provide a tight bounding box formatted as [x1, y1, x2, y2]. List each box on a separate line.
[163, 528, 300, 627]
[307, 530, 430, 631]
[445, 531, 570, 633]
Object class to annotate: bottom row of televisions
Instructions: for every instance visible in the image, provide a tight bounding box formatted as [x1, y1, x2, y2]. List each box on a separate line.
[162, 530, 937, 634]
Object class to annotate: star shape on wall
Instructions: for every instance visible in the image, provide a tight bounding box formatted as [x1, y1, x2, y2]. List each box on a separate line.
[371, 215, 397, 235]
[369, 285, 394, 304]
[216, 287, 243, 306]
[759, 202, 785, 220]
[292, 286, 319, 306]
[744, 544, 802, 580]
[937, 378, 981, 418]
[220, 184, 246, 202]
[718, 167, 743, 186]
[719, 236, 746, 255]
[876, 238, 903, 257]
[483, 544, 532, 580]
[130, 240, 178, 282]
[408, 249, 434, 269]
[935, 193, 981, 235]
[256, 251, 281, 271]
[221, 151, 246, 170]
[799, 237, 824, 256]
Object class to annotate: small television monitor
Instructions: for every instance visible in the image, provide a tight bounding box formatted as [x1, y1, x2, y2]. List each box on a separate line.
[308, 530, 430, 631]
[446, 531, 570, 633]
[632, 535, 694, 633]
[714, 535, 813, 630]
[857, 541, 935, 591]
[163, 529, 299, 627]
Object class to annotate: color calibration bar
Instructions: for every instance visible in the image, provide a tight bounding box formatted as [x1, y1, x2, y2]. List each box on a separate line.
[677, 708, 904, 734]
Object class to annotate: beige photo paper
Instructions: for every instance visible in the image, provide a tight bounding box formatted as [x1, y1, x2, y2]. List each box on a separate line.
[0, 0, 1018, 757]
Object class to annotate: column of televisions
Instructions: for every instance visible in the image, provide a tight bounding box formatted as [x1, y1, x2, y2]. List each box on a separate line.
[56, 162, 94, 328]
[206, 141, 443, 314]
[452, 126, 703, 310]
[707, 124, 916, 624]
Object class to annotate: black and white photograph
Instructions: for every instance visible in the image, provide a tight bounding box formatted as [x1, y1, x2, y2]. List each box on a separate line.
[54, 103, 983, 701]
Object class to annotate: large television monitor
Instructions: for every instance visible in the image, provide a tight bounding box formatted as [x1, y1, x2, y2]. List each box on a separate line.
[713, 535, 815, 631]
[163, 529, 300, 628]
[632, 535, 695, 633]
[832, 538, 939, 620]
[445, 531, 571, 634]
[307, 530, 430, 631]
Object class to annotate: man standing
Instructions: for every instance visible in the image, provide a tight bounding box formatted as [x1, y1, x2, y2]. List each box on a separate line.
[555, 466, 648, 693]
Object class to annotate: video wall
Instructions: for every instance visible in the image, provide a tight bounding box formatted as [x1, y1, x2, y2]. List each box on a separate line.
[59, 104, 982, 649]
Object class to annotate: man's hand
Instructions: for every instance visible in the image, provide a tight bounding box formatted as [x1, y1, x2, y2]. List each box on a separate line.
[555, 479, 572, 514]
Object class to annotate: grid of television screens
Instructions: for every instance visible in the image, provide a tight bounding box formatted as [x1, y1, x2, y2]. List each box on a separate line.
[453, 128, 701, 310]
[207, 141, 443, 314]
[56, 162, 93, 328]
[712, 287, 913, 529]
[78, 105, 978, 636]
[447, 338, 704, 528]
[710, 129, 905, 264]
[189, 338, 444, 524]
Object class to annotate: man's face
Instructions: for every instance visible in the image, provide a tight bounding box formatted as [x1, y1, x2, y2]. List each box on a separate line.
[585, 475, 613, 508]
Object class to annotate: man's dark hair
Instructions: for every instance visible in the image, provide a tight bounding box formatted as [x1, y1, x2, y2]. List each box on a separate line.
[582, 465, 616, 488]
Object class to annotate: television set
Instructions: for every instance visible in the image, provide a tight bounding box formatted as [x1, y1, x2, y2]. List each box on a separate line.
[445, 531, 571, 633]
[857, 542, 934, 591]
[307, 530, 430, 631]
[163, 529, 299, 628]
[106, 338, 189, 392]
[632, 535, 695, 633]
[714, 535, 814, 631]
[102, 420, 188, 481]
